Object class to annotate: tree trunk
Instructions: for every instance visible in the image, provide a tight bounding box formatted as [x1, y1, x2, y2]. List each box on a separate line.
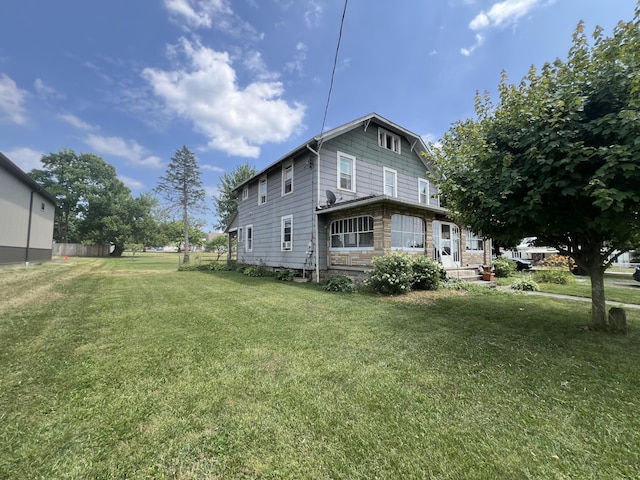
[182, 206, 190, 264]
[111, 243, 124, 257]
[589, 266, 607, 330]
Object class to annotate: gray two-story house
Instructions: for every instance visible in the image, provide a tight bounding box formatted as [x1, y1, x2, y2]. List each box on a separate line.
[226, 113, 491, 282]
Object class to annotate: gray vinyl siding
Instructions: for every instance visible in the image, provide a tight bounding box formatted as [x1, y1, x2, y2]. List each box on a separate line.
[236, 155, 316, 269]
[0, 162, 55, 264]
[318, 120, 438, 205]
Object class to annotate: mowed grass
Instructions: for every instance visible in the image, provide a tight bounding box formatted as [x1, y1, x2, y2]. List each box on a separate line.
[2, 256, 640, 479]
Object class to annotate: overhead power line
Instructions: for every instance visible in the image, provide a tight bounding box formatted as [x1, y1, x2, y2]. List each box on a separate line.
[318, 0, 349, 149]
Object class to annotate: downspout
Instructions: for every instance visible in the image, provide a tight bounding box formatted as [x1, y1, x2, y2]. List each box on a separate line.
[306, 143, 321, 282]
[25, 190, 35, 264]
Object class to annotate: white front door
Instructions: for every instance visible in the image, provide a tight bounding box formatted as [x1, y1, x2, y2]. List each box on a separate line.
[433, 221, 460, 267]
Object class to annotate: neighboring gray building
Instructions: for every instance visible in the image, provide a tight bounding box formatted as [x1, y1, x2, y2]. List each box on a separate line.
[0, 151, 56, 264]
[226, 113, 491, 282]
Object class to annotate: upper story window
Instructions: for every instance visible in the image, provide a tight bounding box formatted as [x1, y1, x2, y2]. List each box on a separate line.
[465, 227, 484, 252]
[430, 183, 441, 207]
[391, 214, 425, 250]
[330, 216, 374, 249]
[337, 152, 356, 192]
[384, 167, 397, 197]
[378, 127, 401, 154]
[418, 178, 429, 205]
[282, 162, 293, 196]
[242, 186, 249, 200]
[258, 177, 267, 205]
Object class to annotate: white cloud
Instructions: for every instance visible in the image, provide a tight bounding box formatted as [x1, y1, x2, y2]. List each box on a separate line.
[59, 113, 94, 131]
[201, 164, 225, 172]
[243, 51, 280, 81]
[84, 134, 164, 168]
[164, 0, 231, 29]
[163, 0, 259, 40]
[461, 33, 485, 56]
[34, 78, 60, 98]
[0, 73, 28, 125]
[284, 42, 308, 74]
[119, 175, 145, 190]
[469, 0, 540, 30]
[142, 38, 305, 158]
[304, 1, 323, 27]
[3, 147, 43, 171]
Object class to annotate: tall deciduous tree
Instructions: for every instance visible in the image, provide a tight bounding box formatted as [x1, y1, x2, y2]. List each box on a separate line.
[155, 146, 206, 263]
[429, 8, 640, 330]
[30, 149, 157, 256]
[212, 163, 256, 231]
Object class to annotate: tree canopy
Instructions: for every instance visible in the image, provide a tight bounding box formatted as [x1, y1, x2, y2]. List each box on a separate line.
[213, 163, 257, 231]
[155, 146, 207, 263]
[30, 150, 157, 256]
[429, 7, 640, 330]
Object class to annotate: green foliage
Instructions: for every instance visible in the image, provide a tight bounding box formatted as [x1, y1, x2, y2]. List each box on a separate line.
[511, 278, 540, 291]
[30, 149, 158, 255]
[533, 269, 576, 285]
[429, 10, 640, 328]
[212, 163, 257, 231]
[411, 256, 446, 290]
[323, 275, 357, 293]
[493, 258, 517, 278]
[204, 235, 228, 260]
[243, 265, 272, 277]
[442, 278, 473, 291]
[155, 146, 207, 263]
[365, 253, 415, 295]
[274, 269, 295, 282]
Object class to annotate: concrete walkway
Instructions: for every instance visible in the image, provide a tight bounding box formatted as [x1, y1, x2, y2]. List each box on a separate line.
[512, 289, 640, 310]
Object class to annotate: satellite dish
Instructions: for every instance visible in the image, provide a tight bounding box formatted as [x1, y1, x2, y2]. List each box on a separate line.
[326, 190, 337, 206]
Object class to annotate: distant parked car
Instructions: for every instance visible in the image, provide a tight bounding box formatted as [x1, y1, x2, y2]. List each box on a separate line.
[512, 258, 533, 271]
[633, 266, 640, 282]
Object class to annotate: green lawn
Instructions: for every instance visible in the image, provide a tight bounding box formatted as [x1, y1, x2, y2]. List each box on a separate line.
[2, 256, 640, 479]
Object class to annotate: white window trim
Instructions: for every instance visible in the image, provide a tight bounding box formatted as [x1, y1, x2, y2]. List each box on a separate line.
[337, 151, 356, 192]
[242, 186, 249, 200]
[245, 224, 253, 252]
[378, 127, 401, 154]
[258, 177, 267, 205]
[383, 167, 397, 198]
[391, 214, 425, 252]
[418, 178, 429, 205]
[330, 216, 375, 251]
[465, 227, 484, 252]
[282, 162, 293, 196]
[281, 215, 293, 251]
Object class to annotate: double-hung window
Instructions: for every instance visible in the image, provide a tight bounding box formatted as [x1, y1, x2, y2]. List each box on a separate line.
[281, 215, 293, 251]
[465, 227, 484, 251]
[242, 186, 249, 200]
[378, 128, 401, 154]
[282, 163, 293, 195]
[418, 178, 429, 205]
[384, 167, 397, 197]
[258, 177, 267, 205]
[245, 225, 253, 252]
[391, 215, 425, 250]
[337, 152, 356, 192]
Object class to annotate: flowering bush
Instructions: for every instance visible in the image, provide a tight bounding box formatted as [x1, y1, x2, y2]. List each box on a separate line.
[493, 258, 516, 277]
[323, 275, 357, 293]
[411, 256, 446, 290]
[365, 253, 414, 295]
[511, 278, 540, 291]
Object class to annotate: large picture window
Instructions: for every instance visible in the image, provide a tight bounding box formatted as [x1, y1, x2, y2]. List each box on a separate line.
[331, 216, 374, 249]
[391, 215, 425, 250]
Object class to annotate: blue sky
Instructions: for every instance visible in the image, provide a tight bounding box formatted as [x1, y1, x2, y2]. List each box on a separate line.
[1, 0, 636, 230]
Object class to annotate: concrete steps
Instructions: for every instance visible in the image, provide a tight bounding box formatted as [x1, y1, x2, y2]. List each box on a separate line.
[445, 266, 484, 282]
